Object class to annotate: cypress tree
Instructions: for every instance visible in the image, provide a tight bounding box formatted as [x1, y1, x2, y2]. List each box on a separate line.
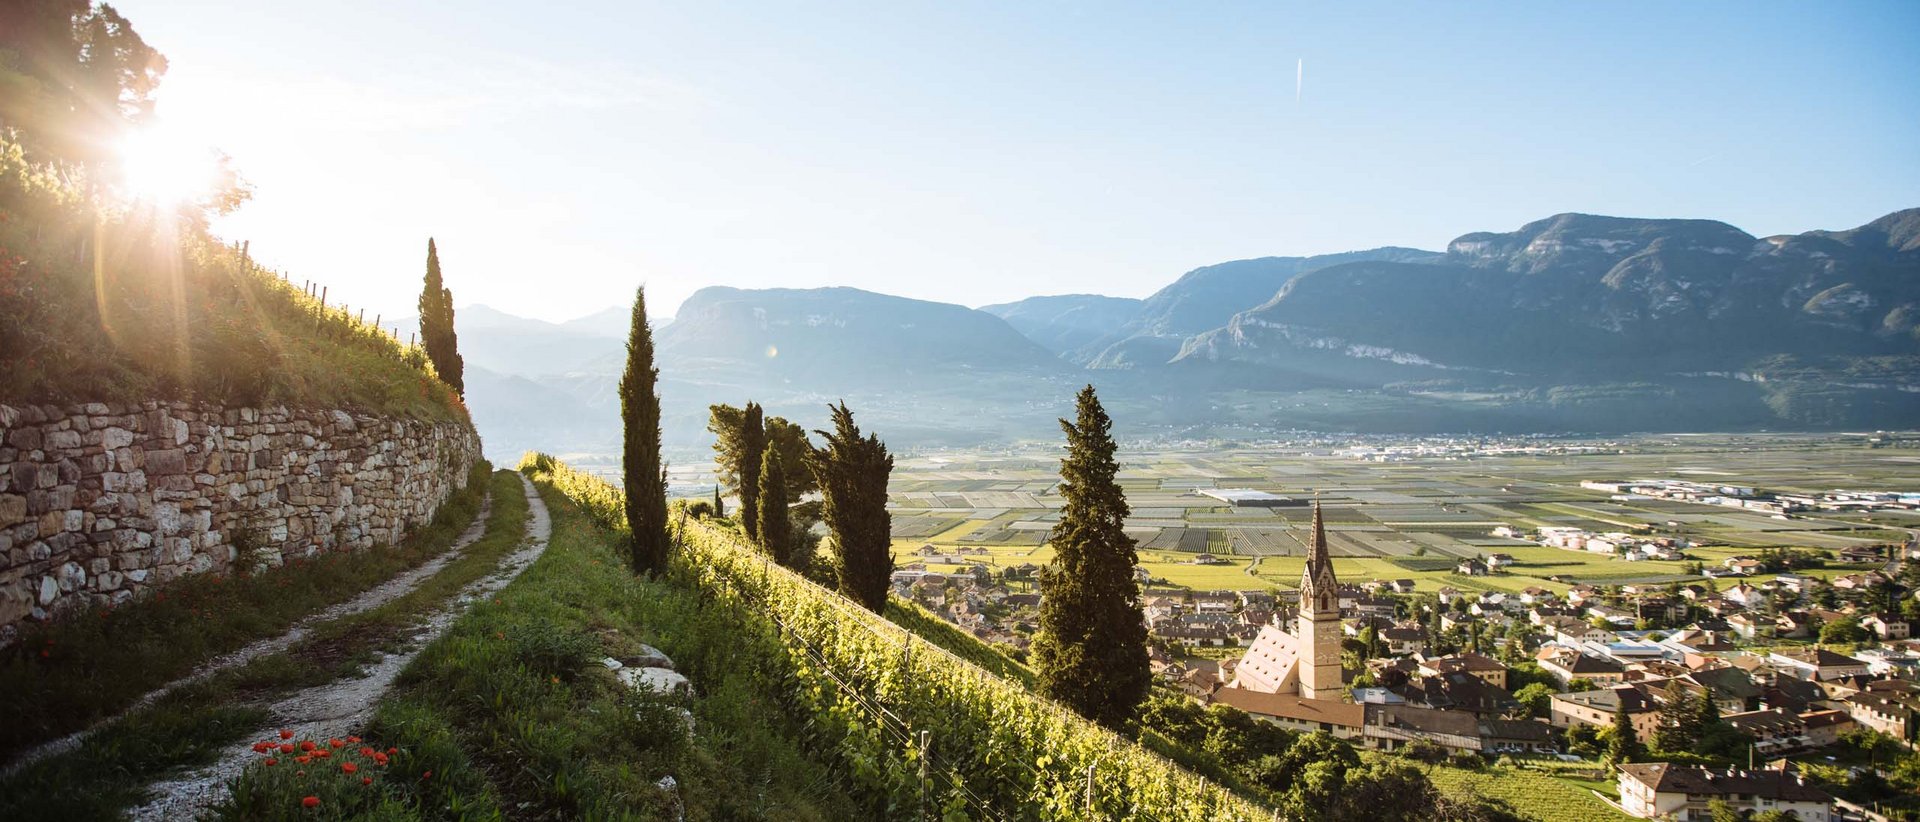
[811, 402, 892, 611]
[712, 485, 725, 518]
[618, 285, 669, 575]
[739, 402, 765, 541]
[1032, 385, 1150, 728]
[1607, 696, 1642, 768]
[756, 446, 792, 566]
[417, 238, 464, 395]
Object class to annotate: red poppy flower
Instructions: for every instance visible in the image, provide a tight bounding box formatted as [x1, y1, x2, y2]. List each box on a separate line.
[280, 744, 295, 754]
[302, 796, 319, 808]
[360, 746, 375, 757]
[265, 758, 279, 767]
[373, 753, 388, 765]
[280, 729, 294, 740]
[329, 738, 343, 749]
[296, 755, 311, 764]
[300, 740, 316, 752]
[342, 762, 358, 774]
[316, 749, 331, 759]
[347, 736, 361, 743]
[252, 742, 270, 753]
[387, 747, 398, 755]
[422, 771, 432, 780]
[362, 776, 373, 785]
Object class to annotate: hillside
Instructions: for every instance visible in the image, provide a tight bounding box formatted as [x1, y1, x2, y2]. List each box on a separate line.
[1075, 247, 1447, 368]
[980, 293, 1145, 356]
[1169, 209, 1920, 427]
[0, 134, 467, 423]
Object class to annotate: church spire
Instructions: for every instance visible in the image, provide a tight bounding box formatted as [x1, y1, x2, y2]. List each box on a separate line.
[1299, 501, 1338, 615]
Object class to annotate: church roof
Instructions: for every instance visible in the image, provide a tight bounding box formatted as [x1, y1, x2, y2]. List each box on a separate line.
[1299, 502, 1338, 605]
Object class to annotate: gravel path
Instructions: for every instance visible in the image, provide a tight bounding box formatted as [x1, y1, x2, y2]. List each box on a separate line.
[6, 487, 498, 778]
[125, 475, 552, 820]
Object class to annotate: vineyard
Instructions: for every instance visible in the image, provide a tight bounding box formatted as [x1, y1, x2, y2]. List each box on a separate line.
[520, 453, 1276, 821]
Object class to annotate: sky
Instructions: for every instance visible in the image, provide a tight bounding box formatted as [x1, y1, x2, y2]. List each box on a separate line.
[120, 1, 1920, 325]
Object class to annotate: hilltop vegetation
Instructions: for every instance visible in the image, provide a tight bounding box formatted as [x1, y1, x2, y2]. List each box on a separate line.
[0, 7, 464, 421]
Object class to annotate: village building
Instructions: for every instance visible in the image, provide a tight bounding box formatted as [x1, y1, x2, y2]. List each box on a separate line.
[1615, 763, 1833, 821]
[1226, 504, 1344, 700]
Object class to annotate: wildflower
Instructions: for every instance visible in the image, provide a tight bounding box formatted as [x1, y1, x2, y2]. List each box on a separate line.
[302, 796, 319, 808]
[373, 753, 388, 765]
[362, 776, 373, 785]
[281, 729, 294, 740]
[265, 758, 279, 766]
[316, 749, 331, 759]
[361, 746, 376, 757]
[329, 738, 344, 748]
[296, 755, 311, 764]
[422, 770, 432, 780]
[252, 742, 271, 753]
[342, 762, 358, 774]
[387, 747, 398, 755]
[551, 675, 560, 684]
[300, 740, 316, 752]
[347, 735, 361, 743]
[280, 743, 295, 754]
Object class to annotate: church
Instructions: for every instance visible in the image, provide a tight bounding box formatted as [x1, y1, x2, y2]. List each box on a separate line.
[1227, 502, 1344, 700]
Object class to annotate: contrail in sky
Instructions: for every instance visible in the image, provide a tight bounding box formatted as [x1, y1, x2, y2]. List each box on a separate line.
[1296, 58, 1303, 102]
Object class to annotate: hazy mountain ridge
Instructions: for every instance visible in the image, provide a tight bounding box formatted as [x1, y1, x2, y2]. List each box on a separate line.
[449, 208, 1918, 457]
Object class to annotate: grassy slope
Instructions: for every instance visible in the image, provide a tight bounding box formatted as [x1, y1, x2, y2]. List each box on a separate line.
[0, 133, 464, 420]
[210, 479, 850, 821]
[0, 469, 530, 820]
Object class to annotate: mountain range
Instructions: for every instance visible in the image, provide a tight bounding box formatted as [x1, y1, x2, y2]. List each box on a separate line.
[447, 208, 1919, 459]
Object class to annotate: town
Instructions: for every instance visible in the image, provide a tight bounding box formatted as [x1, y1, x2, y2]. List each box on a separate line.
[890, 454, 1920, 821]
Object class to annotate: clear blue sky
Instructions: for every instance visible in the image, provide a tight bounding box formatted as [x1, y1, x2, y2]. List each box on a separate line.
[121, 1, 1920, 324]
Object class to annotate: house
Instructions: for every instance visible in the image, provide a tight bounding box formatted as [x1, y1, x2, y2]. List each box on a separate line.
[1396, 671, 1523, 717]
[1192, 590, 1238, 614]
[1544, 616, 1615, 645]
[1455, 558, 1489, 576]
[1537, 647, 1626, 686]
[1380, 625, 1429, 656]
[1768, 648, 1870, 682]
[1351, 596, 1398, 621]
[1772, 611, 1814, 639]
[1362, 704, 1484, 753]
[1486, 553, 1514, 570]
[1190, 553, 1231, 566]
[1418, 652, 1508, 689]
[1519, 586, 1556, 605]
[1722, 557, 1764, 576]
[1616, 763, 1834, 821]
[1683, 666, 1763, 715]
[1862, 613, 1913, 640]
[1837, 545, 1883, 564]
[1549, 686, 1661, 738]
[1720, 582, 1764, 608]
[1387, 579, 1418, 594]
[1210, 687, 1365, 739]
[1727, 613, 1768, 641]
[1831, 573, 1883, 591]
[1841, 679, 1920, 743]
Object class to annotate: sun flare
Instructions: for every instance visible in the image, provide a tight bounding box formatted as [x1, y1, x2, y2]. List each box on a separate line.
[116, 126, 218, 205]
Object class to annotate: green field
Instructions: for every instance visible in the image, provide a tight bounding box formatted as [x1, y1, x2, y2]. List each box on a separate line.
[889, 434, 1920, 595]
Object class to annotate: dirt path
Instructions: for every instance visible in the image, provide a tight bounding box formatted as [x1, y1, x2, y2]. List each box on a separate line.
[6, 488, 498, 778]
[126, 475, 552, 820]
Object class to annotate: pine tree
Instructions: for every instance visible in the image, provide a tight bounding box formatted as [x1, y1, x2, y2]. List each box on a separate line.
[756, 446, 792, 566]
[1032, 385, 1151, 728]
[739, 402, 765, 541]
[1607, 696, 1642, 769]
[810, 402, 892, 611]
[618, 286, 670, 575]
[1695, 685, 1720, 727]
[417, 238, 464, 395]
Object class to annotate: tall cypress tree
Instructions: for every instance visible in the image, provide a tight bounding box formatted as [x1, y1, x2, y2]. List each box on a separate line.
[417, 238, 464, 395]
[739, 402, 766, 541]
[811, 402, 892, 611]
[757, 446, 792, 566]
[618, 286, 669, 575]
[712, 485, 725, 518]
[1607, 696, 1642, 768]
[1032, 385, 1150, 728]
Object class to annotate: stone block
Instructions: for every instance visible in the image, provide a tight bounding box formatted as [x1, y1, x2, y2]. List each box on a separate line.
[145, 449, 187, 476]
[0, 494, 24, 528]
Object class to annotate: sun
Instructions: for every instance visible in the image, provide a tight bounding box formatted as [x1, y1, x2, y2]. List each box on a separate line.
[116, 126, 219, 205]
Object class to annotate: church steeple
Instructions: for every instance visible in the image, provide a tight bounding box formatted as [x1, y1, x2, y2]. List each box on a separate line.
[1295, 500, 1344, 700]
[1299, 502, 1338, 616]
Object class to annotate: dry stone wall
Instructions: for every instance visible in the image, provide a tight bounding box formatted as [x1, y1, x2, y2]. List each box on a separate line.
[0, 401, 480, 643]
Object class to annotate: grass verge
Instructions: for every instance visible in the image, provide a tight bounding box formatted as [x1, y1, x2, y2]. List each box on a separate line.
[0, 461, 493, 762]
[0, 469, 528, 821]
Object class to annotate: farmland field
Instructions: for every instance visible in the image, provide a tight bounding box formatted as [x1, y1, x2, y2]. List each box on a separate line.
[888, 433, 1920, 596]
